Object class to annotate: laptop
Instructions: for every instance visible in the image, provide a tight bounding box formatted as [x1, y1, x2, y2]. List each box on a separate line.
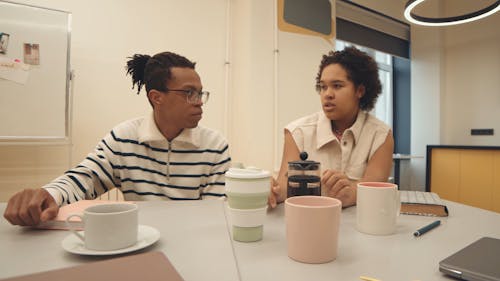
[2, 251, 184, 281]
[439, 237, 500, 281]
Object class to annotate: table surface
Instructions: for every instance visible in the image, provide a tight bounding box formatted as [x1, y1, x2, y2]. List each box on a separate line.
[0, 200, 240, 281]
[1, 199, 500, 281]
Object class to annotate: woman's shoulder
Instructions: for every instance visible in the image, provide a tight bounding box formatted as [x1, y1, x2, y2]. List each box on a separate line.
[363, 112, 391, 133]
[286, 112, 322, 132]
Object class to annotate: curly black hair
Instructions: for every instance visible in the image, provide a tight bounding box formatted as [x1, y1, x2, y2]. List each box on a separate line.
[315, 46, 381, 111]
[125, 51, 196, 95]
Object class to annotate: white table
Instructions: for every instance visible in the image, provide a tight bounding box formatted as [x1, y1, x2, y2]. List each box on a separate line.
[1, 199, 500, 281]
[0, 200, 240, 281]
[234, 200, 500, 281]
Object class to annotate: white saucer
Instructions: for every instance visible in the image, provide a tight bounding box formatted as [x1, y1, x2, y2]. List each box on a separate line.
[62, 225, 160, 256]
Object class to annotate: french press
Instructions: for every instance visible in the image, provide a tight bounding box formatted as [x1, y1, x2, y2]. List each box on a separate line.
[287, 152, 321, 198]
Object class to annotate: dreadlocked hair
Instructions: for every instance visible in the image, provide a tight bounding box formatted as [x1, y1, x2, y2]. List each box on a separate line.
[125, 51, 196, 95]
[126, 54, 150, 94]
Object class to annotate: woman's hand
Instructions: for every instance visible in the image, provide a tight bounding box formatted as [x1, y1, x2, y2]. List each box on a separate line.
[321, 169, 357, 207]
[268, 177, 285, 208]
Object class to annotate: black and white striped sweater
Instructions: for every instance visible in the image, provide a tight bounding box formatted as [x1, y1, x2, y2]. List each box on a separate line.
[44, 114, 231, 206]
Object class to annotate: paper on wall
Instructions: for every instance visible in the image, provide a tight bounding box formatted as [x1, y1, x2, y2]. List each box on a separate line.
[0, 56, 30, 85]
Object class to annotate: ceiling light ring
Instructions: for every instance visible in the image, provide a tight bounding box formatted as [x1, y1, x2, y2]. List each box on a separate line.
[404, 0, 500, 26]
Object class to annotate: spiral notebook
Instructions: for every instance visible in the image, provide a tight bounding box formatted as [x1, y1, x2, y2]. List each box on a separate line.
[400, 190, 449, 217]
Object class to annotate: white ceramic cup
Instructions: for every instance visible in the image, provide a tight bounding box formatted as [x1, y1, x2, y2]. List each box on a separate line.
[356, 182, 400, 235]
[65, 203, 138, 251]
[285, 196, 342, 264]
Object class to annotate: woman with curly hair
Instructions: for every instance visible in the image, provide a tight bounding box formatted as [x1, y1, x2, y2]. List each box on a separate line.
[269, 46, 394, 208]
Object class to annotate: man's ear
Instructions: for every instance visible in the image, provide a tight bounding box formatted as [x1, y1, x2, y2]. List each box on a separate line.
[148, 90, 163, 105]
[356, 85, 365, 99]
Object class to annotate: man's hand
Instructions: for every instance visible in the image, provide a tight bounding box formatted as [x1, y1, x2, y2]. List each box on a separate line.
[3, 188, 59, 226]
[322, 169, 356, 207]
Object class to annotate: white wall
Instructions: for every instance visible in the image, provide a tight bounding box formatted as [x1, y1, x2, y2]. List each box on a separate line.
[441, 7, 500, 146]
[276, 31, 334, 170]
[408, 1, 444, 190]
[351, 0, 443, 190]
[409, 4, 500, 190]
[353, 0, 500, 190]
[229, 0, 276, 170]
[0, 0, 230, 200]
[410, 24, 443, 189]
[229, 0, 334, 172]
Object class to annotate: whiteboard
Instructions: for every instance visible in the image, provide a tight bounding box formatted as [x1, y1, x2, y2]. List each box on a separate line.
[0, 0, 71, 142]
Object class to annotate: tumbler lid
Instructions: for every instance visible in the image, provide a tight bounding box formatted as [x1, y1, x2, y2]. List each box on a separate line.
[225, 167, 271, 179]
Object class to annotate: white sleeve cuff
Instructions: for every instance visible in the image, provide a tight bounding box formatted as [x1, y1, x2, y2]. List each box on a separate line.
[43, 187, 64, 206]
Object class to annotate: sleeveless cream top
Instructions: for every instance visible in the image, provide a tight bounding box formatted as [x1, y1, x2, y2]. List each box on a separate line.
[285, 110, 390, 183]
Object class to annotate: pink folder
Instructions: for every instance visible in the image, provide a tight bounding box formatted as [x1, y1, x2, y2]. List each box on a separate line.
[36, 200, 135, 230]
[1, 251, 184, 281]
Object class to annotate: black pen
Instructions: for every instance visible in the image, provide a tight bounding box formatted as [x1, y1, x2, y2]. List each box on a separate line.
[413, 220, 441, 237]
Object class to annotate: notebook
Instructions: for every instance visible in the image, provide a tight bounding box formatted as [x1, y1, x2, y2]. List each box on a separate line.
[400, 190, 449, 217]
[439, 237, 500, 281]
[1, 251, 183, 281]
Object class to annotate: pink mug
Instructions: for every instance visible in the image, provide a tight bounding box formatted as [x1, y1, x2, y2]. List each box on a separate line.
[285, 196, 342, 264]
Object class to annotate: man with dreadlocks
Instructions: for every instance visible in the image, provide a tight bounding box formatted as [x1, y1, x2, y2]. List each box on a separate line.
[4, 51, 231, 226]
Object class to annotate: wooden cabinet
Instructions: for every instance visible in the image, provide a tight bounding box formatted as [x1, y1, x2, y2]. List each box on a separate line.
[426, 146, 500, 213]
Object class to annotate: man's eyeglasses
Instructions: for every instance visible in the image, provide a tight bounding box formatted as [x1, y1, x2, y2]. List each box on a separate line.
[165, 89, 210, 104]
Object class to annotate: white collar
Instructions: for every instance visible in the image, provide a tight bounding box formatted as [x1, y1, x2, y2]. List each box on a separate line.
[315, 110, 367, 149]
[137, 112, 201, 147]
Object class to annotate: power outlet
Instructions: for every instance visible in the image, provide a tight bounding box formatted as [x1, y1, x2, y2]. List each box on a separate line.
[471, 129, 494, 136]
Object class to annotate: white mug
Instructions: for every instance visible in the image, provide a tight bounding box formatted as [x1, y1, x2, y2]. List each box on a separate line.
[356, 182, 400, 235]
[65, 203, 138, 251]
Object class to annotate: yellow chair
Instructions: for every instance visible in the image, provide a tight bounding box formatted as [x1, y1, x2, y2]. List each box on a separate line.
[426, 145, 500, 213]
